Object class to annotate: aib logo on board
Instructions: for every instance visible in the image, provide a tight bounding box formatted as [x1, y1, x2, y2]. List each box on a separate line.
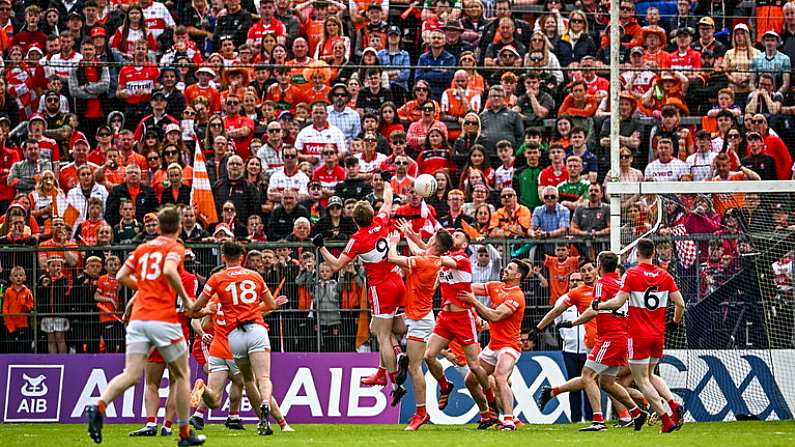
[3, 365, 64, 422]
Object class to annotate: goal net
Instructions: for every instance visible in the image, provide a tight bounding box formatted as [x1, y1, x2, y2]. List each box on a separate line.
[607, 180, 795, 421]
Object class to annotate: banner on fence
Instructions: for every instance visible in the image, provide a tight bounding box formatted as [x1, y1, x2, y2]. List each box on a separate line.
[0, 350, 793, 424]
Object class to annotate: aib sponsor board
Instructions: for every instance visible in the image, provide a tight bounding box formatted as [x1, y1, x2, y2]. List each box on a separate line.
[0, 351, 793, 424]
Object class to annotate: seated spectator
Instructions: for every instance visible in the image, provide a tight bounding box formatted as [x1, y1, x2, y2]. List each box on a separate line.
[438, 189, 474, 229]
[416, 129, 456, 176]
[569, 183, 610, 259]
[707, 88, 743, 118]
[750, 114, 793, 179]
[554, 10, 596, 67]
[557, 156, 589, 211]
[644, 137, 689, 181]
[516, 72, 555, 128]
[687, 130, 719, 181]
[539, 144, 569, 188]
[312, 195, 356, 241]
[398, 80, 440, 123]
[479, 85, 524, 151]
[489, 187, 531, 237]
[407, 100, 448, 152]
[558, 80, 597, 118]
[741, 132, 778, 180]
[649, 105, 693, 162]
[334, 156, 372, 201]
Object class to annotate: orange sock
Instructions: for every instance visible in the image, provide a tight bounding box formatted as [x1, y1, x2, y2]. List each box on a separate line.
[618, 408, 631, 420]
[97, 400, 107, 415]
[179, 424, 190, 439]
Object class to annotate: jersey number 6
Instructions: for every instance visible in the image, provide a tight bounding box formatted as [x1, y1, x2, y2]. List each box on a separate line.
[643, 286, 660, 311]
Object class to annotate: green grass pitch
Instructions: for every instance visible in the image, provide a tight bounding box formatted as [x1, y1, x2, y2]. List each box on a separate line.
[1, 421, 794, 447]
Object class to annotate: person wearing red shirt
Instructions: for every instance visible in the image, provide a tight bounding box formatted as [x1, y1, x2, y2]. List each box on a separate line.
[247, 0, 287, 46]
[394, 188, 442, 239]
[11, 5, 46, 53]
[668, 28, 701, 81]
[640, 25, 671, 69]
[87, 126, 114, 166]
[116, 39, 160, 124]
[311, 144, 346, 206]
[380, 131, 419, 177]
[0, 126, 21, 212]
[222, 95, 255, 160]
[581, 57, 610, 98]
[185, 66, 221, 113]
[595, 239, 686, 433]
[538, 144, 569, 188]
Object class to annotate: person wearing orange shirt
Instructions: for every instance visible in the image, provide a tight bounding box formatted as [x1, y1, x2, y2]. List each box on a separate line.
[386, 229, 457, 431]
[2, 265, 34, 352]
[300, 62, 332, 106]
[190, 240, 285, 436]
[185, 66, 221, 113]
[441, 70, 481, 140]
[543, 244, 580, 306]
[86, 206, 201, 446]
[59, 138, 99, 192]
[558, 80, 598, 118]
[640, 25, 671, 69]
[285, 38, 313, 96]
[37, 217, 79, 275]
[94, 255, 124, 354]
[459, 259, 529, 431]
[265, 67, 305, 112]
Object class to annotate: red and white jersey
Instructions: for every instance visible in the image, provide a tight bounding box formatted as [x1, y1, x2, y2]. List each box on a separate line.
[621, 70, 655, 97]
[267, 168, 310, 196]
[668, 48, 702, 72]
[294, 123, 347, 161]
[143, 1, 176, 40]
[33, 136, 59, 165]
[584, 75, 609, 97]
[593, 271, 628, 342]
[311, 164, 346, 191]
[342, 210, 401, 286]
[438, 250, 473, 308]
[45, 51, 83, 80]
[118, 65, 160, 104]
[620, 262, 679, 339]
[247, 18, 287, 43]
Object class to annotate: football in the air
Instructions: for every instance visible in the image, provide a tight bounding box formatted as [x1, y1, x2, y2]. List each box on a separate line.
[413, 174, 438, 198]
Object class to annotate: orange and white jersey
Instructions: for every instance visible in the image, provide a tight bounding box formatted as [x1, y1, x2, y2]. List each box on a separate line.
[207, 295, 234, 359]
[201, 266, 268, 328]
[124, 236, 185, 323]
[441, 88, 481, 118]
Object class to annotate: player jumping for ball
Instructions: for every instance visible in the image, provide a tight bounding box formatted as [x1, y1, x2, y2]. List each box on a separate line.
[314, 182, 410, 401]
[594, 239, 685, 433]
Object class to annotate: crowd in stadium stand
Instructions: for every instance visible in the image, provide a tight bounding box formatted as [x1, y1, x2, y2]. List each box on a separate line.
[0, 0, 794, 354]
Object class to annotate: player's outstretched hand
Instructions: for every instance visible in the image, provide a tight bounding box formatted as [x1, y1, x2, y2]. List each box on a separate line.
[201, 333, 214, 345]
[312, 233, 325, 248]
[275, 295, 288, 307]
[388, 230, 401, 247]
[457, 290, 477, 304]
[591, 299, 600, 311]
[527, 326, 540, 340]
[556, 321, 574, 329]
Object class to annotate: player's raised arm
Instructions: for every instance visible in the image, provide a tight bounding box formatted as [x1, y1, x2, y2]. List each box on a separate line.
[379, 181, 394, 215]
[313, 234, 354, 272]
[397, 218, 427, 252]
[386, 231, 411, 268]
[595, 290, 629, 311]
[564, 307, 598, 327]
[533, 294, 573, 332]
[458, 290, 514, 322]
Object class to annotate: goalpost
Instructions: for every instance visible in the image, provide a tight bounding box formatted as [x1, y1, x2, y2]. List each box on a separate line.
[606, 180, 795, 421]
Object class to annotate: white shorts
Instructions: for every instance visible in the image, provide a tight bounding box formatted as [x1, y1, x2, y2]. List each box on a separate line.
[228, 323, 271, 360]
[404, 311, 434, 342]
[479, 346, 520, 367]
[41, 317, 70, 333]
[126, 320, 187, 363]
[208, 355, 241, 375]
[584, 360, 620, 376]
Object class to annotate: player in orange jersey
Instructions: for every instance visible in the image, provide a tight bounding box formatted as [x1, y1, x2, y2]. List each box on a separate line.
[458, 259, 529, 431]
[86, 206, 204, 446]
[190, 241, 284, 436]
[385, 228, 457, 430]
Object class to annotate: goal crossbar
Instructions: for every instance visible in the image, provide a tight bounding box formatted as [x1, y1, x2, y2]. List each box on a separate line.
[607, 180, 795, 196]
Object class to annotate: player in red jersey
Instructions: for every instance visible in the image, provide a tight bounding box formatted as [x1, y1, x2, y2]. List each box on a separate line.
[539, 252, 649, 431]
[385, 228, 456, 430]
[86, 206, 204, 446]
[458, 259, 529, 431]
[595, 239, 685, 433]
[314, 182, 410, 399]
[190, 241, 284, 436]
[411, 228, 497, 416]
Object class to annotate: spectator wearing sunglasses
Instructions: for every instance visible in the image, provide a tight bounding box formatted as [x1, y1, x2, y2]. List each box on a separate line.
[489, 187, 531, 237]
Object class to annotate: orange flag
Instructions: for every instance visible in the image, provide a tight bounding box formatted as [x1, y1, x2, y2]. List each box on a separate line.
[190, 142, 218, 226]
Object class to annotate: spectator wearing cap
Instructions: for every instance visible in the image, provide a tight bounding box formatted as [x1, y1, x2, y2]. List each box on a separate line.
[686, 48, 729, 116]
[442, 19, 475, 60]
[312, 195, 356, 240]
[748, 114, 793, 180]
[649, 104, 693, 162]
[692, 16, 727, 58]
[185, 66, 221, 112]
[133, 91, 180, 142]
[598, 92, 642, 160]
[722, 23, 760, 106]
[134, 212, 162, 243]
[741, 131, 778, 180]
[639, 25, 671, 69]
[91, 26, 125, 99]
[116, 39, 161, 125]
[104, 163, 158, 226]
[377, 26, 411, 100]
[65, 10, 86, 43]
[69, 39, 110, 140]
[669, 27, 702, 81]
[415, 30, 457, 101]
[12, 5, 47, 53]
[752, 30, 791, 95]
[326, 84, 361, 149]
[353, 2, 388, 57]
